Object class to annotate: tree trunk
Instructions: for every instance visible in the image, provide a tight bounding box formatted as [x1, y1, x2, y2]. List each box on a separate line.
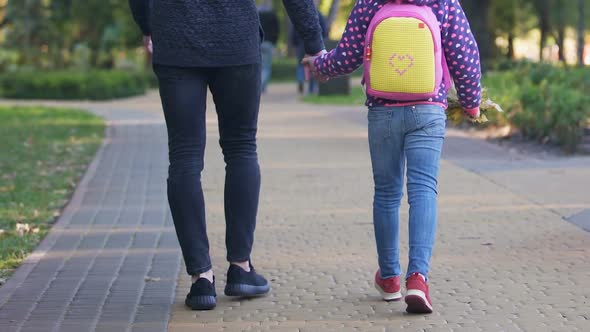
[462, 0, 494, 70]
[557, 30, 566, 63]
[0, 18, 8, 29]
[538, 0, 551, 61]
[578, 0, 586, 67]
[326, 0, 340, 31]
[22, 17, 34, 66]
[90, 48, 100, 67]
[507, 32, 515, 59]
[52, 40, 65, 69]
[556, 7, 566, 63]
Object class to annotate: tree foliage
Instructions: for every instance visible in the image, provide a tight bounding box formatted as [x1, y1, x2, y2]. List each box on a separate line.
[463, 0, 587, 65]
[0, 0, 587, 69]
[0, 0, 141, 69]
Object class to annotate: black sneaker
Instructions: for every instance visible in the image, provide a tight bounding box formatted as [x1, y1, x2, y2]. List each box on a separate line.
[185, 277, 217, 310]
[224, 263, 270, 297]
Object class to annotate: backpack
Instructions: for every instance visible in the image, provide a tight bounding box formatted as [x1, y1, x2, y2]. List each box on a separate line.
[363, 0, 451, 101]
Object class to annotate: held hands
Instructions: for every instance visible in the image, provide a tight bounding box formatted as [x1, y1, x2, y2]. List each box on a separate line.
[301, 50, 329, 83]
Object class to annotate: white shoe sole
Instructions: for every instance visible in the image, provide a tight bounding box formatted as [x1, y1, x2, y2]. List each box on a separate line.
[405, 289, 433, 313]
[374, 282, 402, 301]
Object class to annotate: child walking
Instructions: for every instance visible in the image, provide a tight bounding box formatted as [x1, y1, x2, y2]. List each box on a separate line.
[304, 0, 482, 314]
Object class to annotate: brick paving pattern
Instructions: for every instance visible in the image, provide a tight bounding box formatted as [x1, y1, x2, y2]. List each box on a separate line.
[0, 102, 180, 332]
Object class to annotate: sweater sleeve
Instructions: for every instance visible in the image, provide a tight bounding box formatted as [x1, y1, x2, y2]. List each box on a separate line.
[129, 0, 151, 36]
[442, 0, 482, 110]
[282, 0, 325, 54]
[314, 0, 378, 77]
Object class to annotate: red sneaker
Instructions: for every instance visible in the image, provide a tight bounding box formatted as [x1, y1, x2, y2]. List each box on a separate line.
[374, 270, 402, 301]
[405, 272, 433, 314]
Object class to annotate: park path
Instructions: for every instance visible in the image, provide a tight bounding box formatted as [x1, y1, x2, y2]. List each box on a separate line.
[0, 93, 178, 332]
[1, 84, 589, 332]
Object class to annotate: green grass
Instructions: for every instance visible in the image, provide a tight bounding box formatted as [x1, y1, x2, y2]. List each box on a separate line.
[0, 106, 105, 279]
[303, 85, 366, 105]
[0, 70, 149, 100]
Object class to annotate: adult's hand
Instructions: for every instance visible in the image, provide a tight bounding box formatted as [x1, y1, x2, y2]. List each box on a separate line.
[143, 36, 153, 54]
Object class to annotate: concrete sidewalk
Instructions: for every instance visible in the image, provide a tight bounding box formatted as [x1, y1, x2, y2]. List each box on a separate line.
[168, 85, 590, 331]
[1, 84, 589, 332]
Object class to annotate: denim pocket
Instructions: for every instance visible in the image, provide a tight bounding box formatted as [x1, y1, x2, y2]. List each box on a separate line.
[368, 109, 393, 141]
[411, 105, 446, 137]
[423, 115, 446, 137]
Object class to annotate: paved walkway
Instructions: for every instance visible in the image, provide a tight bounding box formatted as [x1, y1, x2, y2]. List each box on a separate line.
[1, 84, 589, 332]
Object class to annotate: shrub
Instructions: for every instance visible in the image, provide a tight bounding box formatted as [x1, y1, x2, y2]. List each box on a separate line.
[0, 70, 149, 100]
[144, 70, 159, 88]
[492, 58, 536, 72]
[483, 63, 590, 152]
[0, 50, 19, 72]
[271, 57, 299, 82]
[549, 86, 590, 152]
[482, 72, 521, 127]
[514, 83, 552, 140]
[513, 81, 590, 152]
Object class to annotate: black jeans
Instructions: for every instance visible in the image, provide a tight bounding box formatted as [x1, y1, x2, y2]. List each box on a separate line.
[153, 64, 261, 275]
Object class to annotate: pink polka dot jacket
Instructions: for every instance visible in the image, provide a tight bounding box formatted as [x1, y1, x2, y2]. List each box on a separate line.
[314, 0, 482, 111]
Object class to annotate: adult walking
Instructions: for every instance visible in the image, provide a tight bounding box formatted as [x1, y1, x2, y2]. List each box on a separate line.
[129, 0, 326, 311]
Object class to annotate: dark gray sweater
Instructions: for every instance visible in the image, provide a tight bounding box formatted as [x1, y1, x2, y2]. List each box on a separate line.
[129, 0, 325, 67]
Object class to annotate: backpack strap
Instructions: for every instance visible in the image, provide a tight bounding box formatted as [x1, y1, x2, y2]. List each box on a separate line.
[442, 53, 452, 91]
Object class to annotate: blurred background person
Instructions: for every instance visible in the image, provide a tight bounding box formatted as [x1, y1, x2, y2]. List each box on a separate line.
[291, 1, 329, 95]
[258, 2, 280, 94]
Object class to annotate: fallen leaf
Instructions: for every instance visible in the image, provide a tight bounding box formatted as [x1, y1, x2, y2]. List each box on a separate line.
[144, 276, 161, 282]
[16, 223, 31, 236]
[474, 114, 489, 124]
[0, 185, 15, 193]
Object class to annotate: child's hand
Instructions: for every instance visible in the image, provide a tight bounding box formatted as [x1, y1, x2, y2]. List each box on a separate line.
[301, 54, 329, 83]
[464, 107, 481, 120]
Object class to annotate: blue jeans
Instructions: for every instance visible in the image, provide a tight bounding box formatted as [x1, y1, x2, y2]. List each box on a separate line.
[260, 41, 274, 93]
[368, 105, 446, 280]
